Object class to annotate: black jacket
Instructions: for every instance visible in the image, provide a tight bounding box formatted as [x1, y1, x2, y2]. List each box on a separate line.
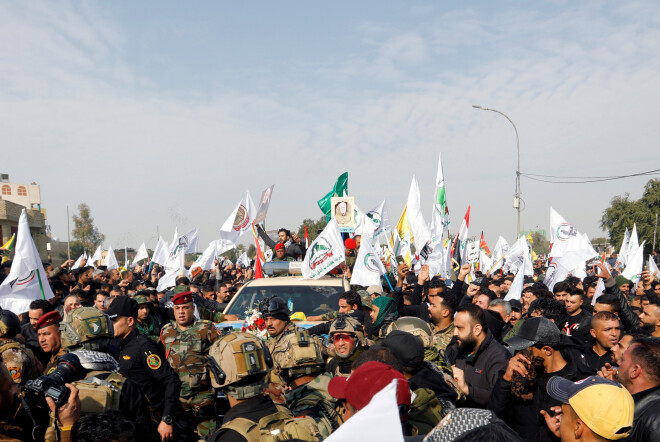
[562, 309, 592, 346]
[488, 358, 581, 442]
[628, 385, 660, 442]
[256, 225, 306, 260]
[604, 277, 643, 334]
[408, 362, 458, 403]
[452, 330, 510, 407]
[117, 329, 182, 419]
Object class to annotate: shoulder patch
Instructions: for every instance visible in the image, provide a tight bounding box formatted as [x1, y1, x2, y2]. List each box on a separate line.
[122, 355, 131, 360]
[146, 354, 162, 369]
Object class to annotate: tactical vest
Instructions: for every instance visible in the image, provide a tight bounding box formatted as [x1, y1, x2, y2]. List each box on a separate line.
[161, 320, 214, 397]
[0, 339, 35, 384]
[45, 371, 125, 442]
[286, 375, 342, 438]
[220, 405, 320, 442]
[408, 387, 445, 435]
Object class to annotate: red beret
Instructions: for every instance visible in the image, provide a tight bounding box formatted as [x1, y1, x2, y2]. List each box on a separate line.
[275, 243, 286, 251]
[344, 238, 356, 250]
[172, 291, 193, 305]
[328, 361, 410, 411]
[36, 311, 62, 330]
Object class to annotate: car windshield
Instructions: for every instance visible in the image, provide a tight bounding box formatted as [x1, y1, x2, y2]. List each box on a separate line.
[225, 284, 344, 318]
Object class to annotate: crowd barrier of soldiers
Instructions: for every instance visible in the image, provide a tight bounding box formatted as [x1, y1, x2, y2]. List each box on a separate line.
[0, 226, 659, 442]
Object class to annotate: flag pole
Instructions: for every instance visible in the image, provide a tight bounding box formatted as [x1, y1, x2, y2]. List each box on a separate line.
[66, 205, 71, 261]
[36, 269, 46, 300]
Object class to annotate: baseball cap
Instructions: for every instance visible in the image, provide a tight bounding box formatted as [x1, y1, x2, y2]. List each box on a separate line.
[105, 296, 138, 319]
[328, 361, 411, 411]
[509, 299, 522, 312]
[546, 376, 634, 440]
[358, 290, 373, 310]
[366, 285, 382, 296]
[504, 317, 560, 351]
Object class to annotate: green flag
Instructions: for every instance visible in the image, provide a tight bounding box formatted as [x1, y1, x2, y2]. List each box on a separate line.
[317, 172, 348, 221]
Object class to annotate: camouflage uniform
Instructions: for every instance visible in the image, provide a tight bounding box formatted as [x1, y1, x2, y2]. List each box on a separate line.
[286, 373, 343, 440]
[431, 323, 454, 351]
[0, 339, 39, 385]
[161, 319, 219, 437]
[137, 314, 162, 342]
[44, 347, 67, 375]
[265, 321, 298, 397]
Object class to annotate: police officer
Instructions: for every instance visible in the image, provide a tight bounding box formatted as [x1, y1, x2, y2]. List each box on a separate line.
[260, 296, 296, 402]
[105, 296, 192, 442]
[206, 332, 320, 442]
[36, 311, 66, 374]
[160, 291, 219, 438]
[326, 314, 368, 377]
[0, 309, 40, 384]
[275, 328, 342, 439]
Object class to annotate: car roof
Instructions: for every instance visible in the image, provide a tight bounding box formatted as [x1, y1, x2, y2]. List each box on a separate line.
[240, 276, 349, 288]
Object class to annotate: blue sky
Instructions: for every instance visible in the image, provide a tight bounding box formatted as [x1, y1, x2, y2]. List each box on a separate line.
[2, 1, 659, 250]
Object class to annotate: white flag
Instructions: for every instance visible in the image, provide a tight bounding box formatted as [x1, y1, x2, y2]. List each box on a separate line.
[479, 250, 493, 274]
[71, 252, 87, 270]
[622, 241, 645, 283]
[169, 228, 199, 258]
[591, 278, 606, 306]
[0, 209, 55, 313]
[452, 206, 471, 264]
[105, 245, 119, 270]
[151, 237, 169, 265]
[236, 252, 250, 268]
[350, 236, 386, 288]
[301, 219, 345, 280]
[367, 200, 390, 238]
[549, 208, 580, 259]
[489, 236, 509, 274]
[405, 176, 431, 252]
[627, 224, 639, 256]
[649, 256, 660, 278]
[133, 243, 149, 265]
[219, 191, 257, 244]
[430, 153, 449, 244]
[617, 228, 630, 268]
[89, 245, 103, 267]
[189, 241, 218, 274]
[157, 248, 185, 291]
[505, 246, 529, 301]
[354, 204, 379, 241]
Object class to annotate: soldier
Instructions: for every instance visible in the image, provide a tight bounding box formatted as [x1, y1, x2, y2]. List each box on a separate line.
[206, 332, 320, 442]
[326, 314, 368, 377]
[37, 311, 67, 374]
[386, 316, 452, 374]
[160, 291, 219, 438]
[272, 243, 294, 262]
[105, 296, 193, 442]
[274, 328, 342, 439]
[259, 296, 296, 402]
[136, 294, 164, 342]
[0, 309, 40, 385]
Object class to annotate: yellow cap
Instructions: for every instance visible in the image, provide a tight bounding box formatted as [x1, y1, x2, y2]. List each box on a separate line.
[290, 312, 307, 322]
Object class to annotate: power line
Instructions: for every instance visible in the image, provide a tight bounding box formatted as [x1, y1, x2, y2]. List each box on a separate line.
[520, 168, 660, 184]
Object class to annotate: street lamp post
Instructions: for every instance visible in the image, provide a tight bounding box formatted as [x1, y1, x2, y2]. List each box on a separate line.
[472, 105, 521, 237]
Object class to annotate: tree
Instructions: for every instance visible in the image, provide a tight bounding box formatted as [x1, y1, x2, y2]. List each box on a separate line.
[247, 244, 256, 258]
[70, 203, 104, 257]
[530, 232, 550, 256]
[601, 178, 660, 254]
[297, 216, 328, 243]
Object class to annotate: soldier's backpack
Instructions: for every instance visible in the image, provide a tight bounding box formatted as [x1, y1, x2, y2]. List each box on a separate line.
[220, 404, 320, 441]
[74, 371, 126, 414]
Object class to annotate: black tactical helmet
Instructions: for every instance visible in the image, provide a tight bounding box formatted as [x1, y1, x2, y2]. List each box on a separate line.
[258, 296, 291, 321]
[0, 309, 21, 338]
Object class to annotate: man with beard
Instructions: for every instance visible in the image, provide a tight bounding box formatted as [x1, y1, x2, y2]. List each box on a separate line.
[639, 302, 660, 337]
[260, 296, 296, 402]
[489, 317, 580, 442]
[449, 304, 510, 407]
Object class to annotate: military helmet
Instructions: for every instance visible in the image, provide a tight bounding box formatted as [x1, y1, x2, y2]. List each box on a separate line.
[208, 332, 271, 399]
[0, 309, 21, 338]
[258, 296, 290, 319]
[385, 316, 433, 348]
[328, 313, 364, 342]
[271, 328, 325, 382]
[59, 307, 114, 349]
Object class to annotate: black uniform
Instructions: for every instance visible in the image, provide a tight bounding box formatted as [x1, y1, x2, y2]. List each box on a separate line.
[117, 329, 182, 421]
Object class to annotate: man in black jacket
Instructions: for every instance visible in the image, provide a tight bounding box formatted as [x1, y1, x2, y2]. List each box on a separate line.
[449, 304, 510, 408]
[256, 225, 305, 260]
[489, 317, 581, 442]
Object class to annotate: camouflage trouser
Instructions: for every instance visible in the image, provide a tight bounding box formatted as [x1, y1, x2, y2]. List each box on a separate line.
[180, 392, 217, 437]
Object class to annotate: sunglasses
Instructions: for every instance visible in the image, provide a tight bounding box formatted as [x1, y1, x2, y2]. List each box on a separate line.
[332, 334, 355, 343]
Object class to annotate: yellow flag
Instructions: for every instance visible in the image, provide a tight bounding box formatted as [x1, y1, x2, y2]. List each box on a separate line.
[1, 234, 15, 264]
[526, 233, 534, 243]
[393, 206, 412, 265]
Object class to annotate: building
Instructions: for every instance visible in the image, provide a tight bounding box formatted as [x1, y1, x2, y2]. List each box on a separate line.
[0, 174, 48, 260]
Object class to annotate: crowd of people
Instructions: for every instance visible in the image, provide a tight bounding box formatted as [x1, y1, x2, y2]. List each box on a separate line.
[0, 231, 658, 442]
